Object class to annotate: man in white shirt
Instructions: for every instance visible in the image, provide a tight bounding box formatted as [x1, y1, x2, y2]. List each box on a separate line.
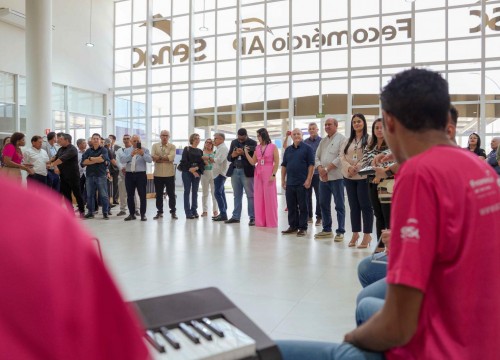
[76, 138, 88, 206]
[212, 132, 229, 221]
[23, 135, 50, 187]
[314, 118, 346, 241]
[115, 134, 139, 217]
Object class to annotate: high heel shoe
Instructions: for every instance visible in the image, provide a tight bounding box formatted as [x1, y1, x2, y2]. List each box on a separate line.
[357, 234, 372, 249]
[348, 234, 359, 247]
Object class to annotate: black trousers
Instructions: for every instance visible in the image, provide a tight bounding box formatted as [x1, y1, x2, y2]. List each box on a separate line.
[154, 176, 176, 214]
[285, 184, 309, 231]
[125, 172, 147, 216]
[368, 181, 391, 245]
[80, 174, 87, 205]
[60, 175, 85, 213]
[307, 173, 321, 219]
[110, 171, 119, 204]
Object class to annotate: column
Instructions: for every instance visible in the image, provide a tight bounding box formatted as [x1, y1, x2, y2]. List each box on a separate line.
[26, 0, 52, 138]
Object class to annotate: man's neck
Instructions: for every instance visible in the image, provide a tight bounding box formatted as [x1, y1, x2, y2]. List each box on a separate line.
[327, 131, 336, 138]
[92, 145, 100, 150]
[397, 129, 453, 163]
[293, 141, 301, 147]
[161, 142, 168, 146]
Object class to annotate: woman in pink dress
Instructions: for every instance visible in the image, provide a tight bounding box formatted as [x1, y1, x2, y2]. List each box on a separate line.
[244, 128, 279, 227]
[1, 132, 34, 181]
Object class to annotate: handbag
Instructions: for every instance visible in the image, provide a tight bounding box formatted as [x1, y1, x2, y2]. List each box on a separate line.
[377, 178, 394, 204]
[177, 147, 190, 172]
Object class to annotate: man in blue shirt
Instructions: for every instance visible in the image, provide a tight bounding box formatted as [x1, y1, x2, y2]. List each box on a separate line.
[81, 133, 111, 220]
[486, 137, 500, 175]
[119, 134, 152, 221]
[303, 123, 322, 226]
[281, 129, 315, 237]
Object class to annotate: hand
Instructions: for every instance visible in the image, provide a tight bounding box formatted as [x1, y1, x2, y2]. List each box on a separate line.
[372, 177, 381, 184]
[121, 168, 126, 175]
[320, 173, 328, 182]
[244, 146, 250, 153]
[236, 148, 244, 155]
[202, 155, 209, 160]
[343, 331, 356, 345]
[318, 166, 328, 177]
[152, 155, 159, 162]
[347, 166, 357, 177]
[374, 166, 387, 179]
[304, 178, 311, 189]
[281, 181, 286, 190]
[137, 149, 145, 156]
[269, 175, 276, 182]
[381, 229, 391, 252]
[26, 167, 35, 175]
[54, 167, 60, 175]
[286, 130, 291, 136]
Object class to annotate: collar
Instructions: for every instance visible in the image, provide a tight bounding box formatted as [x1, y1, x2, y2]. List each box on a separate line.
[292, 141, 302, 148]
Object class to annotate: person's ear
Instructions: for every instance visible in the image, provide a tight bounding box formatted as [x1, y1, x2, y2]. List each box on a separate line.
[382, 110, 396, 135]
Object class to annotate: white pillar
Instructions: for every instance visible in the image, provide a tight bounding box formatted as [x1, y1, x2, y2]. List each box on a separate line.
[26, 0, 52, 138]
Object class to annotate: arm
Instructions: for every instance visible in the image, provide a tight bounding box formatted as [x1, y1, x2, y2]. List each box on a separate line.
[271, 146, 279, 180]
[227, 141, 237, 161]
[283, 133, 290, 150]
[344, 284, 423, 351]
[281, 165, 287, 190]
[142, 148, 152, 163]
[167, 144, 176, 162]
[304, 165, 314, 189]
[244, 146, 257, 166]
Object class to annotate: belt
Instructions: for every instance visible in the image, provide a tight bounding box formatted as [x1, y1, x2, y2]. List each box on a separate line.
[234, 165, 244, 169]
[127, 171, 146, 174]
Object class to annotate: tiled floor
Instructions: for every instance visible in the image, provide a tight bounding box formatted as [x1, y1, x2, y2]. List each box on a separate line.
[83, 191, 376, 343]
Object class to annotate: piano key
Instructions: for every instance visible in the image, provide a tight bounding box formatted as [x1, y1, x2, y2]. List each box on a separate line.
[159, 326, 181, 349]
[201, 317, 225, 338]
[145, 330, 166, 354]
[179, 322, 201, 344]
[190, 320, 213, 341]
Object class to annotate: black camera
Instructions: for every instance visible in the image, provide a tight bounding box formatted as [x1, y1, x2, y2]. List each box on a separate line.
[136, 142, 142, 149]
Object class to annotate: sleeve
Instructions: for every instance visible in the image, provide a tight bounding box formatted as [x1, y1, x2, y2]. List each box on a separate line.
[281, 148, 288, 167]
[496, 146, 500, 162]
[120, 148, 132, 164]
[2, 143, 15, 157]
[314, 140, 322, 169]
[361, 146, 372, 168]
[197, 149, 205, 174]
[307, 146, 315, 166]
[386, 171, 439, 293]
[60, 146, 78, 162]
[479, 149, 487, 158]
[102, 147, 110, 165]
[331, 135, 344, 168]
[167, 145, 176, 162]
[142, 149, 152, 163]
[81, 149, 89, 167]
[339, 138, 351, 170]
[227, 141, 235, 162]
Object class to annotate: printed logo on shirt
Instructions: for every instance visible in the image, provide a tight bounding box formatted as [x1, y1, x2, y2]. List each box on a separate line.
[400, 218, 420, 243]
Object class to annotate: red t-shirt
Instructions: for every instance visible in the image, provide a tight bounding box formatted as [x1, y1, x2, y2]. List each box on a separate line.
[386, 145, 500, 360]
[0, 177, 150, 360]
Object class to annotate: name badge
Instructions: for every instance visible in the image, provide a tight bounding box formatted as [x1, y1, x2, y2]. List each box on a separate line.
[261, 159, 265, 165]
[238, 156, 242, 160]
[352, 154, 358, 161]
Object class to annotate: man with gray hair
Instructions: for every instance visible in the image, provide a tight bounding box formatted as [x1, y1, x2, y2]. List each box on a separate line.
[151, 130, 177, 220]
[486, 136, 500, 175]
[119, 134, 152, 221]
[212, 132, 229, 221]
[314, 118, 346, 241]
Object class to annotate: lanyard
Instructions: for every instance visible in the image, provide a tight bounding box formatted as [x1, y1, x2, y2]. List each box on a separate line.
[260, 144, 267, 158]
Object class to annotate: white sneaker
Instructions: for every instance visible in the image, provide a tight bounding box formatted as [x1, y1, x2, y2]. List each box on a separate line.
[334, 233, 344, 242]
[314, 231, 333, 239]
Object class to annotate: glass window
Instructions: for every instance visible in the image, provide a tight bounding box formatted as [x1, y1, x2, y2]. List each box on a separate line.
[415, 0, 446, 10]
[217, 8, 236, 34]
[152, 92, 171, 116]
[217, 87, 237, 112]
[350, 0, 379, 18]
[172, 116, 189, 140]
[52, 84, 65, 111]
[194, 88, 215, 112]
[131, 117, 146, 137]
[115, 0, 132, 26]
[133, 0, 147, 22]
[217, 34, 238, 60]
[0, 72, 14, 104]
[173, 1, 189, 16]
[381, 0, 411, 15]
[486, 36, 500, 58]
[415, 10, 446, 41]
[115, 25, 131, 48]
[151, 67, 170, 85]
[267, 1, 289, 28]
[292, 53, 319, 72]
[448, 38, 481, 61]
[171, 15, 190, 40]
[321, 21, 349, 50]
[351, 47, 380, 68]
[448, 72, 481, 96]
[18, 76, 26, 106]
[152, 0, 171, 18]
[116, 48, 133, 71]
[54, 111, 66, 132]
[115, 119, 130, 140]
[171, 65, 189, 82]
[485, 70, 500, 95]
[292, 0, 319, 25]
[322, 49, 348, 70]
[382, 44, 411, 66]
[172, 91, 189, 115]
[133, 24, 147, 46]
[415, 42, 446, 63]
[69, 88, 105, 116]
[241, 84, 265, 111]
[115, 71, 131, 88]
[241, 58, 265, 77]
[115, 96, 131, 118]
[0, 104, 15, 134]
[193, 11, 216, 38]
[267, 55, 289, 74]
[322, 0, 347, 21]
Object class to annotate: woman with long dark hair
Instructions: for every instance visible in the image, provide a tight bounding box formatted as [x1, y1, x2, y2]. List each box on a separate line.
[361, 118, 391, 251]
[466, 132, 486, 160]
[244, 128, 279, 227]
[200, 138, 218, 217]
[1, 132, 34, 181]
[340, 114, 373, 248]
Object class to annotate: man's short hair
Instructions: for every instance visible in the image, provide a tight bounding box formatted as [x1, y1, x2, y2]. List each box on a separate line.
[214, 132, 225, 140]
[31, 135, 42, 143]
[92, 133, 102, 139]
[47, 132, 56, 141]
[76, 138, 86, 147]
[449, 106, 458, 126]
[308, 122, 318, 128]
[56, 132, 64, 138]
[61, 133, 72, 143]
[380, 68, 450, 132]
[237, 128, 247, 136]
[108, 134, 116, 141]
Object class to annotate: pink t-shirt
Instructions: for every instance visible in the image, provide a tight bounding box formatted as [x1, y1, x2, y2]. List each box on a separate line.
[386, 145, 500, 360]
[0, 177, 149, 360]
[2, 143, 23, 164]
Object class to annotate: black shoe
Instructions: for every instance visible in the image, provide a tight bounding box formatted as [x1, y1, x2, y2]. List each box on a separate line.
[141, 216, 147, 221]
[213, 215, 228, 221]
[249, 219, 255, 226]
[124, 215, 136, 221]
[224, 218, 240, 224]
[171, 213, 178, 219]
[297, 229, 307, 237]
[153, 212, 163, 220]
[117, 211, 126, 216]
[110, 204, 117, 208]
[84, 213, 94, 219]
[193, 213, 200, 218]
[186, 215, 196, 219]
[103, 214, 109, 220]
[281, 227, 298, 234]
[135, 211, 140, 216]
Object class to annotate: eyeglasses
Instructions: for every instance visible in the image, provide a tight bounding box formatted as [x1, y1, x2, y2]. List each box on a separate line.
[160, 135, 170, 137]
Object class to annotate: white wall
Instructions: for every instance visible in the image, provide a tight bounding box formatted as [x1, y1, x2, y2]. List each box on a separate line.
[0, 0, 114, 95]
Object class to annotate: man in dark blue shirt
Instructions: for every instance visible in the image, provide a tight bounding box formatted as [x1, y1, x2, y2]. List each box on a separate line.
[486, 137, 500, 175]
[281, 128, 315, 237]
[81, 133, 111, 220]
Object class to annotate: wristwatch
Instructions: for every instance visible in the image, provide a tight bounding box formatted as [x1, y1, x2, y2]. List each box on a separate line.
[385, 167, 394, 178]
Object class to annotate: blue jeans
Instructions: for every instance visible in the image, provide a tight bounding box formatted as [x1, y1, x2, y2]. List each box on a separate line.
[214, 175, 227, 217]
[230, 168, 255, 220]
[319, 179, 345, 233]
[344, 178, 373, 234]
[86, 175, 110, 215]
[276, 340, 385, 360]
[182, 171, 201, 216]
[357, 255, 388, 288]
